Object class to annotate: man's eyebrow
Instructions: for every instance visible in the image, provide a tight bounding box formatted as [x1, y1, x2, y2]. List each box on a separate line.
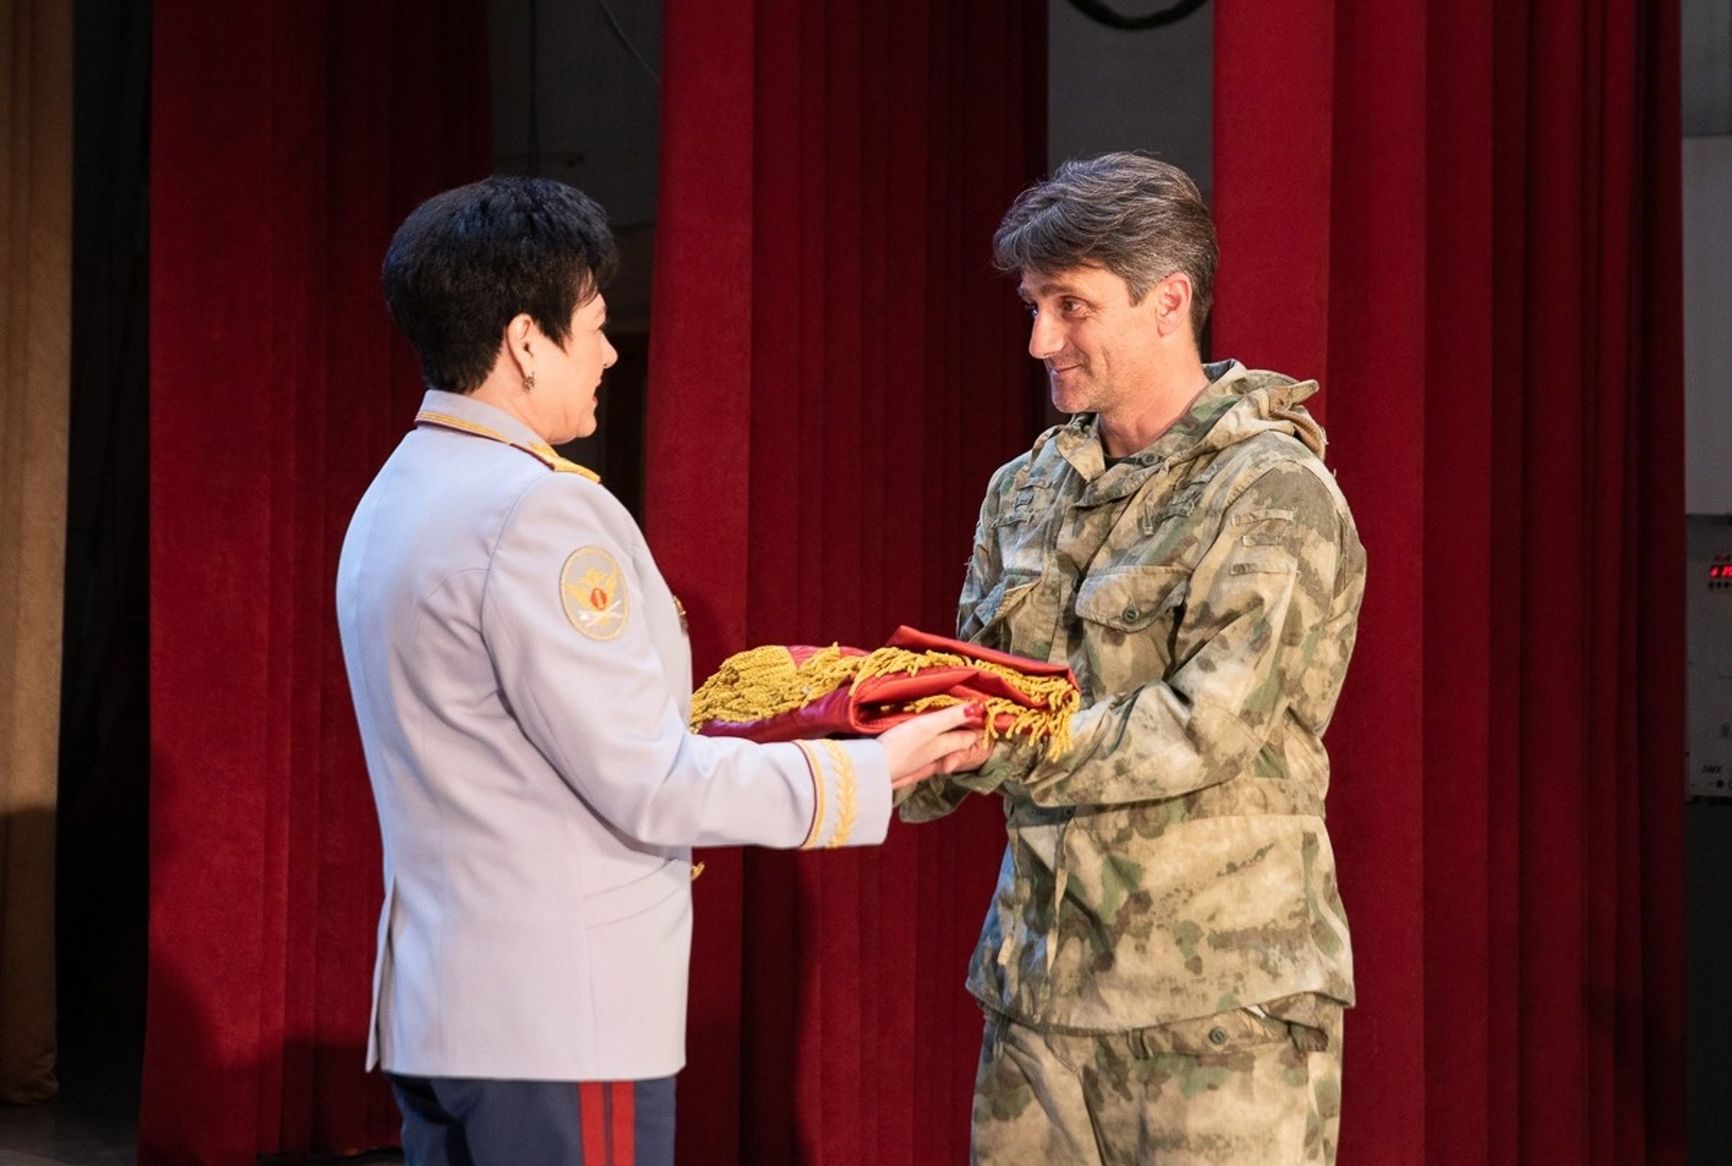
[1020, 279, 1086, 299]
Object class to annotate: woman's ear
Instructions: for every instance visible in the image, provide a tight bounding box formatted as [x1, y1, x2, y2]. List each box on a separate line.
[503, 313, 537, 377]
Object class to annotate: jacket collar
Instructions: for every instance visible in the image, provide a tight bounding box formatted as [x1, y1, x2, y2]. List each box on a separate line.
[413, 389, 600, 480]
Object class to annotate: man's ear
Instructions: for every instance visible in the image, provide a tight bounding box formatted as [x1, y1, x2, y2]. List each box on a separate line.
[502, 313, 537, 377]
[1152, 272, 1194, 339]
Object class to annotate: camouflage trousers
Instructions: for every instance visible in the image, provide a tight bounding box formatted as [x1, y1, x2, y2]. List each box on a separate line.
[971, 1003, 1343, 1165]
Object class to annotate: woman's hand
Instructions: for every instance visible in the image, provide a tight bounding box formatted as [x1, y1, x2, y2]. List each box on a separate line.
[877, 704, 995, 789]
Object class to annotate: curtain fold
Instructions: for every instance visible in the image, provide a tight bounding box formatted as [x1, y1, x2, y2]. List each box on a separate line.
[1214, 0, 1686, 1162]
[143, 2, 489, 1160]
[0, 0, 72, 1106]
[648, 1, 1045, 1161]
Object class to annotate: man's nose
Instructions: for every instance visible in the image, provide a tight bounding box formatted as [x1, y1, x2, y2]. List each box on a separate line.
[1028, 311, 1064, 361]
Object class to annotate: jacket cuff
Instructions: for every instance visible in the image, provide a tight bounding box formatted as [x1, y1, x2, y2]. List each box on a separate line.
[794, 738, 890, 849]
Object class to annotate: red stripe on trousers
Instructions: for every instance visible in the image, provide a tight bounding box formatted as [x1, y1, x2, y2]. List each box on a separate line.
[579, 1082, 609, 1163]
[610, 1081, 635, 1165]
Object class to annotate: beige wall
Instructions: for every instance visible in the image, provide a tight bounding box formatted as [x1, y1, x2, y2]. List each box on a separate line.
[0, 0, 73, 1104]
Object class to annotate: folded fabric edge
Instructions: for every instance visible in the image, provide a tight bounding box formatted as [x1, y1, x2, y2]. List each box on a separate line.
[689, 640, 1080, 757]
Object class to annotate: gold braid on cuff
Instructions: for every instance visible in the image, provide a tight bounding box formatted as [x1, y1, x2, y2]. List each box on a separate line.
[795, 740, 828, 849]
[818, 739, 858, 848]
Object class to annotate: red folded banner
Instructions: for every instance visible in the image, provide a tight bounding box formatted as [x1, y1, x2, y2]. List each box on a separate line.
[691, 625, 1079, 755]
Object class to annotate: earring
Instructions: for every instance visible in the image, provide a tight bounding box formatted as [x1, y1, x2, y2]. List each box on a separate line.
[523, 372, 536, 393]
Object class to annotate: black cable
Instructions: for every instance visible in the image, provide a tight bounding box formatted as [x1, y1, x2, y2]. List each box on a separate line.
[594, 0, 661, 86]
[1064, 0, 1210, 31]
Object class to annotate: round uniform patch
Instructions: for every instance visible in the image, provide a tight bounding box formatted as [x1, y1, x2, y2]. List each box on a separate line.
[559, 546, 628, 640]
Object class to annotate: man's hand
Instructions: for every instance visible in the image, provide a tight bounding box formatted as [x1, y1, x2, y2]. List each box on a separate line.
[879, 704, 994, 789]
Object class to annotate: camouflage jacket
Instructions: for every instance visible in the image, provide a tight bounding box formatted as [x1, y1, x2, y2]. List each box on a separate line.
[901, 361, 1365, 1033]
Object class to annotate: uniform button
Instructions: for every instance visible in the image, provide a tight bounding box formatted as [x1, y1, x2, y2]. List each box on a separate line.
[1122, 606, 1141, 622]
[1207, 1026, 1229, 1047]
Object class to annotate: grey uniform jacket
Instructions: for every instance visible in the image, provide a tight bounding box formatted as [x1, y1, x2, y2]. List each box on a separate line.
[336, 389, 888, 1081]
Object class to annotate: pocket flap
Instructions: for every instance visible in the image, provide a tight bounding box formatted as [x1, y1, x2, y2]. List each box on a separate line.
[1075, 565, 1189, 632]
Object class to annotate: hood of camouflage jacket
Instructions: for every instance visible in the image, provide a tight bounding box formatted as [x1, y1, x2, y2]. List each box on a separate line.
[1046, 361, 1329, 497]
[1184, 362, 1327, 460]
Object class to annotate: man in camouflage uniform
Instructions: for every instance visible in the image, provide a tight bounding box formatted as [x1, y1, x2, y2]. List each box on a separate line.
[901, 153, 1365, 1164]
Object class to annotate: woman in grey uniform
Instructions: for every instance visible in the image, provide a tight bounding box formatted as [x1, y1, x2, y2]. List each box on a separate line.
[335, 176, 984, 1166]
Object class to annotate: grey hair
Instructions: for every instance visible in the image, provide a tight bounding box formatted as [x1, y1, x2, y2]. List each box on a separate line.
[992, 152, 1219, 342]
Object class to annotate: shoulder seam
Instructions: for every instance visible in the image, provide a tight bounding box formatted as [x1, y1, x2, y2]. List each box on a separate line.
[1217, 447, 1338, 515]
[477, 471, 609, 646]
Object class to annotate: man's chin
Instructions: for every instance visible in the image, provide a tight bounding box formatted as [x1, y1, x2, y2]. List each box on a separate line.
[1049, 388, 1091, 415]
[1048, 370, 1092, 412]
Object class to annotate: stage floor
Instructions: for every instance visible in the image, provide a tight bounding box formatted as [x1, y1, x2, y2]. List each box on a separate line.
[0, 1033, 135, 1166]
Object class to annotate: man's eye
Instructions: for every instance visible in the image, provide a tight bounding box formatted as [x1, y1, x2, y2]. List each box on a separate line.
[1061, 299, 1085, 314]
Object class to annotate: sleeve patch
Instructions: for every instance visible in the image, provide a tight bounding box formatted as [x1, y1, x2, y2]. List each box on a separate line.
[560, 546, 629, 640]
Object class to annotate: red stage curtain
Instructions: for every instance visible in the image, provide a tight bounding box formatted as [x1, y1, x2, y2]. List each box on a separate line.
[1215, 1, 1686, 1163]
[144, 3, 489, 1161]
[647, 1, 1045, 1161]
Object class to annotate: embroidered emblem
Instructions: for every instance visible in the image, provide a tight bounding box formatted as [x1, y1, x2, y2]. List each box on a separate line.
[560, 547, 629, 640]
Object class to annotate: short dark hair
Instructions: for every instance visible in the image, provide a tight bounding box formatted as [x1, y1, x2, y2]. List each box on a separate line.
[992, 152, 1218, 342]
[381, 176, 618, 393]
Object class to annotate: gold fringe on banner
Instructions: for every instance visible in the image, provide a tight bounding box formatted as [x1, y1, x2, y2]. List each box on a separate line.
[690, 642, 1079, 756]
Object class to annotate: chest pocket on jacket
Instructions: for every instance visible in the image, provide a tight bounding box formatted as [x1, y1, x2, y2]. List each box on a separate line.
[1073, 565, 1190, 692]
